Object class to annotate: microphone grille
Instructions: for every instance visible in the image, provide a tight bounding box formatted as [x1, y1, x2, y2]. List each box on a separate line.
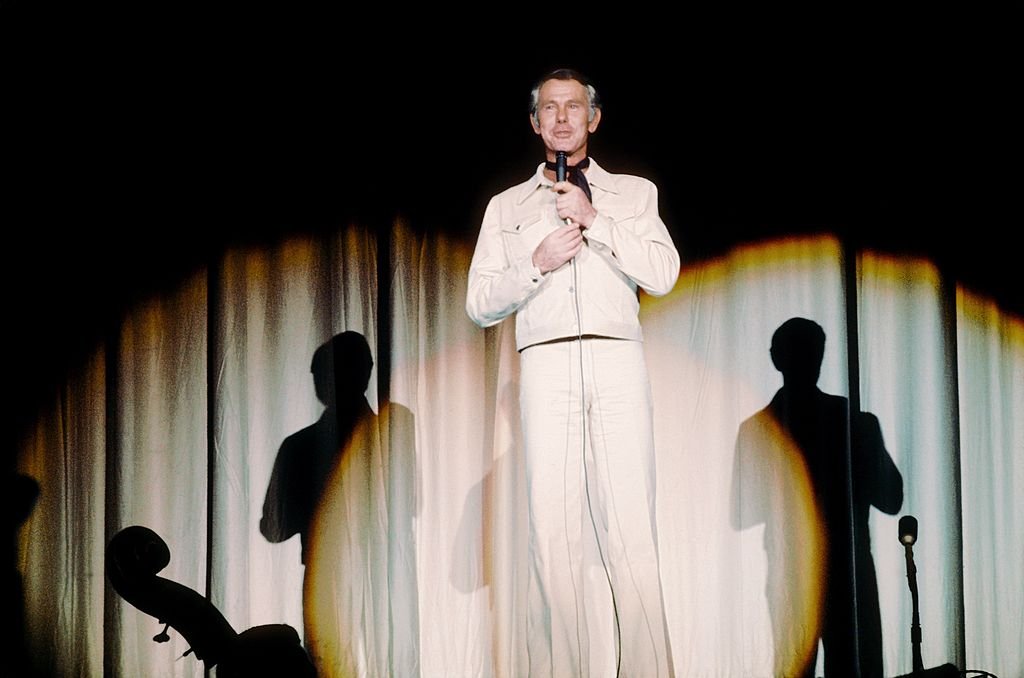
[898, 515, 918, 545]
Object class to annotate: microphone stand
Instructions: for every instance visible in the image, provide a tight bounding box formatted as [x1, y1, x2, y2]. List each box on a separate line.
[903, 538, 924, 675]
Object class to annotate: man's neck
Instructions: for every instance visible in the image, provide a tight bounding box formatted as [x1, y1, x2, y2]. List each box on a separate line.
[545, 149, 588, 165]
[541, 152, 590, 182]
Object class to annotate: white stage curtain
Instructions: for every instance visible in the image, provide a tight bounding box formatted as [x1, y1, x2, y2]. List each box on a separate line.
[15, 225, 1021, 677]
[955, 291, 1024, 675]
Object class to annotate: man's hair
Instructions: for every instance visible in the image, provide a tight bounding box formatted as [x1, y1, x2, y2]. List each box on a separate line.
[529, 68, 601, 125]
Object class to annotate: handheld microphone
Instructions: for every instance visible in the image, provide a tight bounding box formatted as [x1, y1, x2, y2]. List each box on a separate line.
[555, 151, 568, 183]
[555, 151, 570, 228]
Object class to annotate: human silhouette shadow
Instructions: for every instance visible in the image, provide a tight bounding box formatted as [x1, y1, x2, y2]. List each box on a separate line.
[4, 471, 39, 677]
[260, 331, 377, 564]
[260, 331, 419, 676]
[731, 317, 903, 677]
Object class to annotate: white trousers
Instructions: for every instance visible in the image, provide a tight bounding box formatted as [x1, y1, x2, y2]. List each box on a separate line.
[520, 337, 672, 678]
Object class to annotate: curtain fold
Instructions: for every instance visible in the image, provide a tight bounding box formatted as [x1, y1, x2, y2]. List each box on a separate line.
[857, 253, 964, 672]
[18, 350, 106, 677]
[212, 237, 336, 643]
[109, 273, 211, 677]
[956, 291, 1024, 677]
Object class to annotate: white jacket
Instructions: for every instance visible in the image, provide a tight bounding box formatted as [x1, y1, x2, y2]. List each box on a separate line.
[466, 158, 680, 351]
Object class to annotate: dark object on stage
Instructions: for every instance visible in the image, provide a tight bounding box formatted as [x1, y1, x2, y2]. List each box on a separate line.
[899, 514, 926, 673]
[107, 525, 316, 677]
[892, 662, 960, 677]
[896, 517, 962, 678]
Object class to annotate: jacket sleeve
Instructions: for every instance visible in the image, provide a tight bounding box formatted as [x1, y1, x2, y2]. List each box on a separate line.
[465, 195, 546, 328]
[583, 179, 680, 297]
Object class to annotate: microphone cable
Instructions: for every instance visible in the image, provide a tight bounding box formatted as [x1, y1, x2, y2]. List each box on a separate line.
[557, 151, 622, 677]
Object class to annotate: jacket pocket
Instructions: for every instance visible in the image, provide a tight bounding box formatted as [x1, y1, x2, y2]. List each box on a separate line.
[501, 214, 548, 263]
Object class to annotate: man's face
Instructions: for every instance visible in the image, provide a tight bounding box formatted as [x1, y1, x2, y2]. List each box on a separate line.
[530, 78, 601, 159]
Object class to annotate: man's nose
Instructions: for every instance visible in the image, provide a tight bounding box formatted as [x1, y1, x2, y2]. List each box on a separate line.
[556, 106, 568, 122]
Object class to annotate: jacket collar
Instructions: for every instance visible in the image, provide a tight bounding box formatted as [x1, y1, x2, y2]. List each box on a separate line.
[514, 157, 619, 205]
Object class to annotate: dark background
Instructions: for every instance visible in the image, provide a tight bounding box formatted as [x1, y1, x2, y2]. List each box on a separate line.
[2, 7, 1017, 451]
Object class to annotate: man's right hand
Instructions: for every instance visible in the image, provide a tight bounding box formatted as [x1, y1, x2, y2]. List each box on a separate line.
[532, 223, 584, 274]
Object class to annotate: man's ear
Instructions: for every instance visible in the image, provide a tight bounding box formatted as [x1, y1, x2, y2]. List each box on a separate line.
[588, 107, 602, 133]
[529, 114, 541, 135]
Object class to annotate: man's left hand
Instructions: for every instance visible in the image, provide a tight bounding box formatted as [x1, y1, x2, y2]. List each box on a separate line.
[553, 181, 597, 229]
